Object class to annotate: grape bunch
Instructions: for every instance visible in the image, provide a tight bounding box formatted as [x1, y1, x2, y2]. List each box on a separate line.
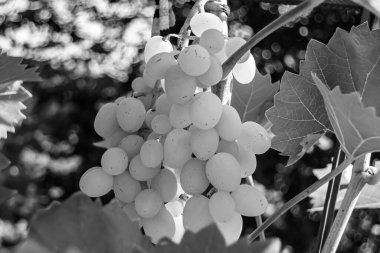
[79, 12, 269, 245]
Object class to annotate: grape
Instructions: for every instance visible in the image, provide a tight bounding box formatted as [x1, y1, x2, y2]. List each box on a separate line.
[169, 102, 192, 129]
[119, 134, 144, 159]
[232, 54, 256, 84]
[178, 45, 211, 76]
[146, 52, 177, 80]
[189, 12, 223, 37]
[140, 139, 163, 168]
[236, 145, 257, 177]
[225, 37, 250, 63]
[164, 129, 192, 170]
[151, 168, 177, 202]
[116, 97, 146, 132]
[180, 158, 209, 195]
[155, 93, 173, 115]
[215, 105, 242, 141]
[151, 114, 172, 135]
[131, 77, 152, 93]
[213, 39, 228, 64]
[172, 215, 185, 243]
[183, 195, 213, 233]
[135, 189, 163, 218]
[164, 65, 196, 104]
[190, 128, 219, 160]
[122, 203, 141, 223]
[215, 212, 243, 246]
[79, 167, 113, 197]
[114, 96, 126, 105]
[231, 184, 268, 216]
[142, 207, 175, 244]
[94, 128, 128, 149]
[101, 147, 129, 175]
[209, 191, 235, 222]
[94, 103, 119, 138]
[217, 140, 239, 157]
[206, 153, 241, 192]
[165, 200, 184, 218]
[129, 154, 160, 181]
[143, 69, 157, 89]
[113, 171, 141, 203]
[189, 92, 223, 130]
[144, 36, 173, 63]
[145, 109, 159, 129]
[237, 121, 271, 154]
[199, 29, 225, 54]
[197, 56, 223, 87]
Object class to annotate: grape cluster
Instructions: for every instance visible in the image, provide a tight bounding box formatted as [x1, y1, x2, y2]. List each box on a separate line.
[80, 12, 269, 245]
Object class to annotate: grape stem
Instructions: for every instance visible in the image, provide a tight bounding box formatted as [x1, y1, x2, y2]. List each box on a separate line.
[321, 153, 371, 253]
[177, 0, 212, 48]
[247, 155, 354, 243]
[247, 175, 266, 241]
[221, 0, 325, 79]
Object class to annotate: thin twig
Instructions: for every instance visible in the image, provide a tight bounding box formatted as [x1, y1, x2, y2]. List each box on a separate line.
[221, 0, 325, 79]
[247, 155, 354, 243]
[321, 153, 371, 253]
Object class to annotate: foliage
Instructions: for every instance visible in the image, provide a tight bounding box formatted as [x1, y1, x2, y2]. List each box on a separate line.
[231, 70, 279, 125]
[16, 193, 280, 253]
[267, 22, 380, 165]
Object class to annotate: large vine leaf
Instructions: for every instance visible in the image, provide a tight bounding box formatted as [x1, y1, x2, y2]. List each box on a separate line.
[266, 23, 380, 165]
[313, 74, 380, 159]
[24, 192, 151, 253]
[231, 70, 279, 124]
[0, 53, 41, 84]
[265, 72, 332, 165]
[154, 224, 281, 253]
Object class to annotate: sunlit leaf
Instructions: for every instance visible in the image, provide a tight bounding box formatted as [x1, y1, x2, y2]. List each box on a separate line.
[28, 192, 151, 253]
[313, 74, 380, 159]
[265, 72, 331, 165]
[231, 70, 279, 124]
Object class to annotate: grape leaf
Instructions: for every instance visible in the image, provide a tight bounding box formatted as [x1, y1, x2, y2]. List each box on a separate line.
[313, 74, 380, 159]
[154, 224, 281, 253]
[301, 23, 380, 114]
[27, 192, 151, 253]
[266, 23, 380, 164]
[265, 72, 332, 165]
[0, 53, 41, 84]
[231, 70, 279, 124]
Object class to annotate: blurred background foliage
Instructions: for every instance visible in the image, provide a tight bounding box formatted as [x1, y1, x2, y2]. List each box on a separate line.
[0, 0, 378, 252]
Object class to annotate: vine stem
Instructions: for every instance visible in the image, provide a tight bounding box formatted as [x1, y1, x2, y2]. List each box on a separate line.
[221, 0, 325, 79]
[177, 0, 211, 48]
[247, 176, 266, 241]
[247, 155, 354, 243]
[321, 153, 371, 253]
